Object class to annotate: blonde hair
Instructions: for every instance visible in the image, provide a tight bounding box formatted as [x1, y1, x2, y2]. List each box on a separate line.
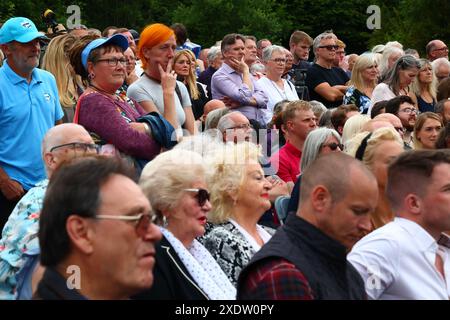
[341, 114, 371, 145]
[205, 142, 261, 224]
[173, 49, 199, 100]
[411, 59, 437, 99]
[346, 127, 403, 168]
[348, 53, 378, 92]
[41, 34, 79, 108]
[139, 149, 206, 216]
[413, 112, 443, 149]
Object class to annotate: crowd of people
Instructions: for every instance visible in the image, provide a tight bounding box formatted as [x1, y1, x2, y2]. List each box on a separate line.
[0, 16, 449, 300]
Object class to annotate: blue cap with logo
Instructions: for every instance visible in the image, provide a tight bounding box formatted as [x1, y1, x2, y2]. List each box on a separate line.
[81, 34, 129, 71]
[0, 17, 48, 44]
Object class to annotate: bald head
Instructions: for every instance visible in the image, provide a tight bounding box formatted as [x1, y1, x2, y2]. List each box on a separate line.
[203, 99, 226, 118]
[426, 40, 449, 61]
[374, 113, 402, 128]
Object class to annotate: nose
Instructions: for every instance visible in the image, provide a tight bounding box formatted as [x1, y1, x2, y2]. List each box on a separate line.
[167, 47, 175, 59]
[358, 215, 372, 234]
[143, 223, 162, 242]
[263, 177, 272, 190]
[202, 199, 212, 211]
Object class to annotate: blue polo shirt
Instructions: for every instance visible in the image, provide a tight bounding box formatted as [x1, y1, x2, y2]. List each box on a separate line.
[0, 60, 63, 190]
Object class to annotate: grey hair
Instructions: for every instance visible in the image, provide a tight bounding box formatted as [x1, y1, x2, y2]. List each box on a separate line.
[217, 111, 242, 133]
[207, 46, 221, 64]
[250, 63, 265, 75]
[309, 100, 327, 119]
[205, 107, 230, 130]
[432, 57, 450, 71]
[312, 32, 337, 55]
[300, 127, 341, 171]
[385, 54, 420, 95]
[261, 45, 285, 63]
[379, 46, 404, 76]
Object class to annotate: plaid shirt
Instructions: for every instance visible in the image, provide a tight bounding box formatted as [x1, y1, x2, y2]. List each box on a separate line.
[239, 257, 314, 300]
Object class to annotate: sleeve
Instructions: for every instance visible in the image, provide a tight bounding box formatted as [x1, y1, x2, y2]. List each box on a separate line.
[252, 78, 268, 109]
[238, 258, 314, 300]
[211, 71, 257, 106]
[127, 81, 154, 103]
[49, 74, 64, 121]
[347, 237, 399, 300]
[78, 94, 160, 160]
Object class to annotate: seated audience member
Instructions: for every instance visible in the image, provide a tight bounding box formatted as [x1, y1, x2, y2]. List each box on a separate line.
[258, 45, 299, 125]
[426, 39, 449, 62]
[385, 95, 418, 148]
[370, 55, 420, 112]
[69, 34, 161, 172]
[270, 101, 317, 190]
[211, 33, 268, 126]
[204, 107, 230, 131]
[437, 77, 450, 101]
[331, 104, 359, 136]
[378, 46, 404, 82]
[127, 23, 195, 135]
[268, 100, 290, 147]
[309, 100, 327, 125]
[348, 150, 450, 300]
[346, 127, 404, 230]
[435, 123, 450, 149]
[196, 99, 226, 132]
[135, 149, 236, 300]
[36, 156, 162, 299]
[435, 99, 450, 125]
[431, 58, 450, 83]
[289, 30, 313, 70]
[305, 31, 349, 109]
[343, 53, 379, 114]
[373, 113, 406, 138]
[172, 49, 210, 120]
[202, 143, 275, 286]
[217, 111, 255, 144]
[0, 124, 97, 300]
[413, 112, 443, 150]
[238, 153, 378, 300]
[370, 100, 388, 118]
[198, 46, 223, 98]
[341, 114, 371, 146]
[410, 59, 437, 113]
[288, 127, 343, 214]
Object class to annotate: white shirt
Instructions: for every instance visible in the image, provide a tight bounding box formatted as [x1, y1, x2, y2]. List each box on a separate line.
[257, 77, 299, 125]
[369, 83, 396, 114]
[348, 217, 450, 300]
[229, 219, 272, 252]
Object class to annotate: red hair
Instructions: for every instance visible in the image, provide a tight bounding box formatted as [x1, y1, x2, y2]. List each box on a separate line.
[138, 23, 174, 70]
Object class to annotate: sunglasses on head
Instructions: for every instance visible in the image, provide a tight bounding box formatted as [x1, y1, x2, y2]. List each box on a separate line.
[322, 142, 344, 151]
[184, 188, 210, 206]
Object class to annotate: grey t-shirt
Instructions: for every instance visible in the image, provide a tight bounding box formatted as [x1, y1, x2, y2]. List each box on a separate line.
[127, 75, 191, 127]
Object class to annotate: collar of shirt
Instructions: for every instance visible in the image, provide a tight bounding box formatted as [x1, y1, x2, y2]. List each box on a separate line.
[222, 62, 238, 75]
[394, 217, 439, 253]
[3, 59, 42, 85]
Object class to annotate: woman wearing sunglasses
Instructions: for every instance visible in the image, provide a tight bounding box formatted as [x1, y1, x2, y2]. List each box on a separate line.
[347, 127, 404, 230]
[201, 142, 274, 286]
[134, 149, 236, 300]
[287, 127, 343, 216]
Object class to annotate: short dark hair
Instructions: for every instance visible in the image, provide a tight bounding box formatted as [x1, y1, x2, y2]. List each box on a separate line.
[221, 33, 246, 55]
[435, 122, 450, 149]
[437, 77, 450, 101]
[171, 23, 187, 46]
[331, 104, 359, 131]
[101, 26, 118, 37]
[385, 95, 415, 115]
[386, 150, 450, 211]
[371, 100, 388, 118]
[39, 156, 137, 267]
[244, 35, 257, 43]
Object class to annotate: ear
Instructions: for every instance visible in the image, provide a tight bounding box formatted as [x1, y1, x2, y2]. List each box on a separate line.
[43, 152, 58, 172]
[66, 215, 95, 255]
[87, 61, 95, 75]
[286, 120, 294, 132]
[142, 47, 152, 60]
[404, 194, 422, 216]
[310, 185, 332, 214]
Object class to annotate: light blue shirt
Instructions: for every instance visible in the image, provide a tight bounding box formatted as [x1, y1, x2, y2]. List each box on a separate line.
[0, 61, 63, 190]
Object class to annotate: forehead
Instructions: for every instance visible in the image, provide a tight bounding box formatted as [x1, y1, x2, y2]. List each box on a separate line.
[62, 126, 93, 143]
[422, 118, 442, 126]
[230, 113, 249, 123]
[399, 102, 414, 109]
[245, 39, 256, 46]
[320, 37, 335, 45]
[100, 174, 150, 211]
[156, 35, 176, 47]
[429, 163, 450, 188]
[295, 109, 314, 118]
[340, 168, 378, 205]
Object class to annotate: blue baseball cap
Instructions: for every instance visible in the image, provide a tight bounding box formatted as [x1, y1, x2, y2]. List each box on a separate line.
[0, 17, 48, 44]
[81, 34, 129, 71]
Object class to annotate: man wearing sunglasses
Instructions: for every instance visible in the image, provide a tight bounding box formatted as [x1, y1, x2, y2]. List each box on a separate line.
[305, 31, 350, 109]
[36, 156, 162, 299]
[0, 123, 97, 299]
[426, 40, 449, 62]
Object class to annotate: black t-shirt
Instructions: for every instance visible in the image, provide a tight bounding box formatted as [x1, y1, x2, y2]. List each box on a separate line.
[306, 63, 349, 108]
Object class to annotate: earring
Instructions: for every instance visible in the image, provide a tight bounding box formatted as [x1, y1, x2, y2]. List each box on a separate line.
[162, 216, 168, 228]
[88, 72, 95, 80]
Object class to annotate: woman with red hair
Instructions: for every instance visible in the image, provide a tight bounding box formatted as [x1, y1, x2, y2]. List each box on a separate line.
[127, 23, 196, 136]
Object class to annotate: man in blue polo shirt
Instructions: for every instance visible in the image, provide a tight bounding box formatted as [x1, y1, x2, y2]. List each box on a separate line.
[0, 17, 63, 226]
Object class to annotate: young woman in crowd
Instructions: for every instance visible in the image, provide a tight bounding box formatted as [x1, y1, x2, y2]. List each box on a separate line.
[410, 59, 437, 112]
[413, 112, 443, 149]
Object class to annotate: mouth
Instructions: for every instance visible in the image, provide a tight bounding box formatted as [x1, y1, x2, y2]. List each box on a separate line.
[261, 193, 270, 199]
[140, 251, 156, 266]
[198, 216, 207, 225]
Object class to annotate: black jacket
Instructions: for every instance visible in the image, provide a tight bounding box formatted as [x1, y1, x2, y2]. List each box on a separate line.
[33, 267, 87, 300]
[237, 214, 366, 300]
[132, 236, 208, 300]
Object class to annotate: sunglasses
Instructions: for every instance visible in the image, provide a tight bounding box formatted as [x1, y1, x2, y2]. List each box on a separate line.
[318, 45, 339, 51]
[184, 188, 210, 207]
[95, 213, 160, 238]
[322, 142, 344, 151]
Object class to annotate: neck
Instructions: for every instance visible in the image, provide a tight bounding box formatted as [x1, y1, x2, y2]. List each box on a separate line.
[7, 60, 34, 83]
[287, 135, 305, 151]
[316, 58, 332, 69]
[167, 224, 195, 248]
[230, 206, 261, 234]
[146, 67, 161, 81]
[89, 82, 116, 96]
[292, 54, 301, 65]
[57, 260, 129, 300]
[372, 189, 395, 228]
[266, 70, 282, 82]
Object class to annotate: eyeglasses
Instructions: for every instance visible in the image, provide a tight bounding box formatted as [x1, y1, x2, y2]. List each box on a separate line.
[95, 213, 160, 237]
[322, 142, 344, 151]
[398, 108, 418, 114]
[49, 142, 100, 154]
[271, 58, 286, 64]
[318, 45, 339, 51]
[96, 57, 128, 67]
[433, 47, 449, 52]
[184, 188, 210, 207]
[225, 123, 253, 130]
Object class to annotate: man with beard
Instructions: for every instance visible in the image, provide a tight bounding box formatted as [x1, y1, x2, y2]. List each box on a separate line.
[0, 17, 64, 224]
[385, 96, 418, 149]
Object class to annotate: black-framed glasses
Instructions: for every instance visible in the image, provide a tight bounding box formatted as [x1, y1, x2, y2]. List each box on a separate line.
[322, 142, 344, 151]
[399, 108, 418, 114]
[271, 58, 287, 64]
[318, 45, 339, 51]
[433, 47, 449, 52]
[49, 142, 100, 154]
[95, 213, 160, 237]
[184, 188, 210, 207]
[96, 57, 128, 67]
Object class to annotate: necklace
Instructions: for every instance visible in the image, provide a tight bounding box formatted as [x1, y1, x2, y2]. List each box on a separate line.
[89, 84, 120, 101]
